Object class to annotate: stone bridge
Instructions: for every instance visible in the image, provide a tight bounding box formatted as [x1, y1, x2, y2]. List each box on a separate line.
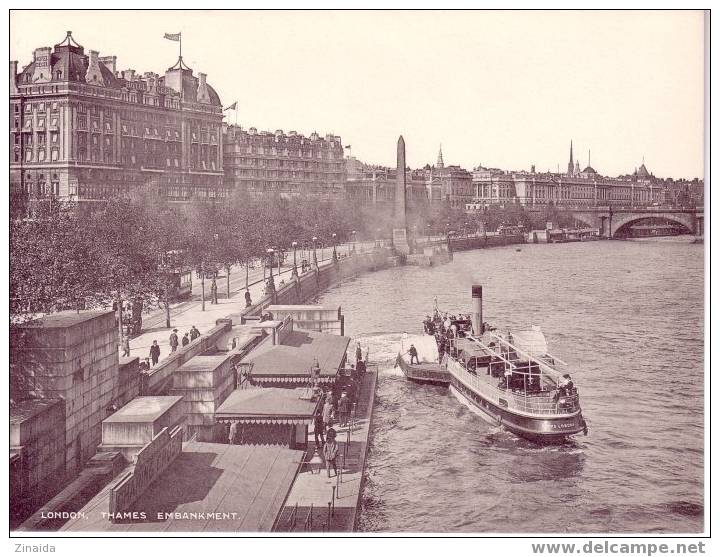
[563, 207, 704, 238]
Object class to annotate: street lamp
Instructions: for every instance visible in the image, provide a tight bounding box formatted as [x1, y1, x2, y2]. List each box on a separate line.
[266, 248, 276, 295]
[312, 236, 318, 269]
[351, 230, 356, 253]
[291, 241, 298, 277]
[158, 254, 172, 328]
[332, 232, 338, 261]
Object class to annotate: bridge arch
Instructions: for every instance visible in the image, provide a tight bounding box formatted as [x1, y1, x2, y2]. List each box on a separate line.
[611, 212, 696, 238]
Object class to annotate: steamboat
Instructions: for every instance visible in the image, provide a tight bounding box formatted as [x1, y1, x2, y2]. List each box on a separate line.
[424, 286, 588, 443]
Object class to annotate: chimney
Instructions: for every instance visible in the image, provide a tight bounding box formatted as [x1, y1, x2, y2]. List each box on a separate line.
[471, 285, 483, 336]
[122, 69, 136, 81]
[196, 72, 210, 103]
[99, 55, 116, 75]
[31, 47, 52, 83]
[85, 50, 103, 83]
[10, 61, 18, 94]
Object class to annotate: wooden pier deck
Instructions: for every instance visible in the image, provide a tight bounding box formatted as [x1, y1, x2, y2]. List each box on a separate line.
[273, 366, 378, 532]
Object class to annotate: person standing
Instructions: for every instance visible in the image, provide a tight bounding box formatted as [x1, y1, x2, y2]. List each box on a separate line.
[338, 390, 350, 427]
[228, 421, 238, 445]
[244, 290, 252, 307]
[322, 397, 334, 433]
[121, 336, 130, 357]
[409, 343, 420, 364]
[181, 333, 190, 347]
[313, 411, 325, 448]
[169, 329, 179, 353]
[149, 340, 160, 366]
[355, 342, 362, 365]
[323, 428, 339, 478]
[189, 325, 200, 341]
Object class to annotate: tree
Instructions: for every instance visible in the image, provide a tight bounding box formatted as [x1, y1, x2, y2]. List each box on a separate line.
[10, 200, 104, 322]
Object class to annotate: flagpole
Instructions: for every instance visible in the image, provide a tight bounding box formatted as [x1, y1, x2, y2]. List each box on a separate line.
[179, 33, 182, 59]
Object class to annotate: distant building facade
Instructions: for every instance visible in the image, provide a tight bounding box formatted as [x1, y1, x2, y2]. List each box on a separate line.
[466, 142, 704, 211]
[10, 31, 225, 211]
[345, 156, 428, 206]
[424, 146, 474, 208]
[223, 125, 345, 199]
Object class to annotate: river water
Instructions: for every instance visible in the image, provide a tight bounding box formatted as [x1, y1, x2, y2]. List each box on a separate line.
[316, 238, 705, 534]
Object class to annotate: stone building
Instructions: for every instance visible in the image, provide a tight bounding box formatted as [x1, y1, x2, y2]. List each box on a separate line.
[344, 156, 428, 206]
[10, 31, 225, 212]
[423, 146, 474, 208]
[223, 125, 345, 199]
[467, 142, 703, 210]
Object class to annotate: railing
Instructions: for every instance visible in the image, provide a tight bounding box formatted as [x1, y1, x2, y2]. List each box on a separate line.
[448, 359, 580, 416]
[285, 502, 298, 531]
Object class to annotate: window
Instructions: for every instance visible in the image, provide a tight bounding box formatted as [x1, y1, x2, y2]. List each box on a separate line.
[25, 150, 32, 162]
[14, 105, 19, 114]
[38, 150, 46, 161]
[51, 149, 59, 161]
[39, 103, 45, 111]
[25, 104, 32, 113]
[52, 102, 58, 111]
[38, 118, 45, 128]
[51, 132, 58, 143]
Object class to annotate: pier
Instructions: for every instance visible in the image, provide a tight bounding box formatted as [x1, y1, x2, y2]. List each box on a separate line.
[273, 366, 378, 532]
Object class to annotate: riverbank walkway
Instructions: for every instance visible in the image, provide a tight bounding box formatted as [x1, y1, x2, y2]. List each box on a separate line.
[273, 366, 378, 532]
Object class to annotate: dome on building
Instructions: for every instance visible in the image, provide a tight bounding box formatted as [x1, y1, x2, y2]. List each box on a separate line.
[636, 163, 651, 178]
[582, 166, 597, 175]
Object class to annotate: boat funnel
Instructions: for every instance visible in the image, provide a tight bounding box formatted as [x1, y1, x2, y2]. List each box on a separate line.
[471, 285, 483, 335]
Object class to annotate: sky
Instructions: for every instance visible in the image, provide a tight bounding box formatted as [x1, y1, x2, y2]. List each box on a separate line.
[10, 10, 706, 179]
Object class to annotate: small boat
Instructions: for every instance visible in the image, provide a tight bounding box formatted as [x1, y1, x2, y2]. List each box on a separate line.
[395, 333, 449, 385]
[432, 287, 588, 444]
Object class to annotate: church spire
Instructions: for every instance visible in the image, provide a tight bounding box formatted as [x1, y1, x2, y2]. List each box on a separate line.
[567, 140, 574, 175]
[437, 144, 444, 169]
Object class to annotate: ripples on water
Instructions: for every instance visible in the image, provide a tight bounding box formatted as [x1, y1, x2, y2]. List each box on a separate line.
[317, 239, 704, 533]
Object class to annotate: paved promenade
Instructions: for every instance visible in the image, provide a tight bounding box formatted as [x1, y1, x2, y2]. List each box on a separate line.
[274, 367, 378, 532]
[126, 250, 346, 364]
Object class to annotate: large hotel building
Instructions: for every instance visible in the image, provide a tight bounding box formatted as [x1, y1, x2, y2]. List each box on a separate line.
[10, 32, 225, 210]
[222, 125, 345, 199]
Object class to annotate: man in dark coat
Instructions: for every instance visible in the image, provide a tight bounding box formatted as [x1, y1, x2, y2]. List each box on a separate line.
[149, 340, 161, 366]
[189, 325, 200, 341]
[181, 333, 190, 347]
[169, 329, 179, 353]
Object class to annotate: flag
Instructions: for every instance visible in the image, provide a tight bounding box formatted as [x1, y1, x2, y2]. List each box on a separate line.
[164, 32, 181, 41]
[224, 101, 237, 111]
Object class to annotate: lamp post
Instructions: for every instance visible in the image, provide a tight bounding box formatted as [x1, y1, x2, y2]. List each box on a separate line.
[212, 233, 219, 304]
[266, 248, 276, 295]
[351, 230, 356, 253]
[158, 254, 171, 328]
[312, 236, 318, 269]
[332, 233, 338, 261]
[291, 241, 298, 277]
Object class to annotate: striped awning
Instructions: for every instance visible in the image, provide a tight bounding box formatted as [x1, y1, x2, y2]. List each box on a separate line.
[216, 417, 313, 425]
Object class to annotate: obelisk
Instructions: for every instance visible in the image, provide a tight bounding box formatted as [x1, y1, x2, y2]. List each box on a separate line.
[392, 135, 411, 254]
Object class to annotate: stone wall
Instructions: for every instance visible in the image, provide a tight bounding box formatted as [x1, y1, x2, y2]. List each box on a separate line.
[247, 249, 393, 316]
[169, 353, 237, 442]
[11, 310, 119, 475]
[10, 398, 66, 526]
[141, 320, 232, 395]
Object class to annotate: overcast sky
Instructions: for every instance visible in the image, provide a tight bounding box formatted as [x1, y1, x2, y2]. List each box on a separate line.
[10, 10, 706, 179]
